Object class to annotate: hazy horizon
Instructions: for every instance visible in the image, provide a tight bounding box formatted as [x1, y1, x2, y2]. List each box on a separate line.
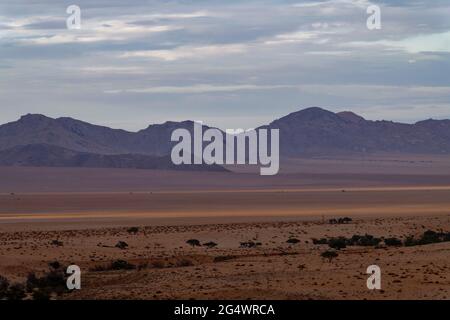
[2, 106, 449, 132]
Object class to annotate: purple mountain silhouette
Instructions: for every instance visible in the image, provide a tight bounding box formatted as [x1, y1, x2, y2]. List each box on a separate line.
[0, 107, 450, 169]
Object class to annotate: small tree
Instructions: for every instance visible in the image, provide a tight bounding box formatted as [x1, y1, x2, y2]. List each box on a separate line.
[312, 238, 328, 245]
[328, 237, 347, 250]
[186, 239, 201, 247]
[110, 260, 136, 270]
[286, 238, 300, 244]
[115, 241, 129, 250]
[127, 227, 139, 234]
[51, 239, 64, 247]
[5, 283, 26, 300]
[48, 261, 61, 270]
[384, 237, 402, 247]
[240, 241, 261, 248]
[203, 241, 218, 249]
[32, 288, 51, 301]
[321, 250, 338, 263]
[0, 275, 10, 299]
[342, 217, 353, 224]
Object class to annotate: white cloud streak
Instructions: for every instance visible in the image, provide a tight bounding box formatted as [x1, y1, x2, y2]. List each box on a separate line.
[104, 84, 294, 94]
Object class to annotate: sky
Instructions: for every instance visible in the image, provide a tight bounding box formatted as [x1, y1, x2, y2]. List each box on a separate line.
[1, 0, 450, 131]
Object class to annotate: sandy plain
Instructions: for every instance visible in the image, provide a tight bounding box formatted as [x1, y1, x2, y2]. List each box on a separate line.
[0, 156, 449, 300]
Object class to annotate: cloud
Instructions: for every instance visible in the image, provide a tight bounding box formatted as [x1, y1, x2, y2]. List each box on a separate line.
[77, 66, 147, 74]
[264, 30, 319, 45]
[1, 0, 450, 130]
[120, 44, 248, 61]
[381, 31, 450, 53]
[104, 84, 293, 94]
[18, 22, 181, 45]
[343, 31, 450, 54]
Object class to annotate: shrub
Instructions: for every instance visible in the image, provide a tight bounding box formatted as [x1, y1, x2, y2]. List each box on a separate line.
[0, 275, 10, 299]
[321, 250, 338, 263]
[115, 241, 129, 250]
[404, 236, 417, 247]
[402, 230, 450, 247]
[312, 238, 328, 245]
[176, 259, 194, 267]
[240, 241, 262, 248]
[5, 283, 26, 300]
[51, 240, 64, 247]
[32, 288, 51, 301]
[327, 237, 347, 250]
[203, 241, 218, 249]
[127, 227, 139, 234]
[419, 230, 441, 245]
[354, 234, 381, 246]
[286, 238, 300, 244]
[443, 232, 450, 242]
[151, 260, 166, 269]
[26, 270, 66, 295]
[384, 237, 402, 246]
[48, 261, 61, 270]
[329, 217, 352, 224]
[341, 217, 353, 224]
[186, 239, 201, 247]
[109, 260, 136, 270]
[313, 234, 382, 248]
[214, 255, 236, 263]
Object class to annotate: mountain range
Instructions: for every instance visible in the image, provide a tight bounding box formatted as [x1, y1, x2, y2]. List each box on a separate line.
[0, 107, 449, 169]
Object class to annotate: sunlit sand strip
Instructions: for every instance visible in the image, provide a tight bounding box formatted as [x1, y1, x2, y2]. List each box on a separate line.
[2, 185, 450, 196]
[1, 205, 449, 222]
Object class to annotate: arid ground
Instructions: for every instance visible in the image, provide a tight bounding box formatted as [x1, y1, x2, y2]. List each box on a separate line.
[0, 156, 449, 300]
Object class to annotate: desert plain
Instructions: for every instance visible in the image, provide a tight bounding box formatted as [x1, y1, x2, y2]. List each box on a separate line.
[0, 156, 449, 300]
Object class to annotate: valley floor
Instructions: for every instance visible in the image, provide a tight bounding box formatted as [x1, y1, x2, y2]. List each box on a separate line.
[0, 190, 449, 300]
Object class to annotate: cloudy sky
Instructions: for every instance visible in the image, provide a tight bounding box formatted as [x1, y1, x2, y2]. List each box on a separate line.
[1, 0, 450, 130]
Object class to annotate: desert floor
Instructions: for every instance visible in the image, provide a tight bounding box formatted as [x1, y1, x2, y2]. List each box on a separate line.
[0, 213, 449, 300]
[0, 190, 449, 300]
[0, 162, 449, 300]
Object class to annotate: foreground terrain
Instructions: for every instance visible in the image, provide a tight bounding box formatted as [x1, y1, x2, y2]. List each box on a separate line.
[0, 163, 449, 300]
[0, 212, 449, 300]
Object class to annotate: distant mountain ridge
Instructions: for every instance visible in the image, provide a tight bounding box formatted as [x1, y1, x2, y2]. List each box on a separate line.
[0, 114, 198, 156]
[265, 107, 450, 156]
[0, 143, 227, 172]
[0, 107, 450, 169]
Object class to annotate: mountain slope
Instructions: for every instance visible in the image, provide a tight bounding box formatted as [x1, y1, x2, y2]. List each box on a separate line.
[0, 115, 212, 156]
[1, 107, 450, 166]
[0, 144, 227, 171]
[0, 114, 134, 154]
[265, 107, 450, 156]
